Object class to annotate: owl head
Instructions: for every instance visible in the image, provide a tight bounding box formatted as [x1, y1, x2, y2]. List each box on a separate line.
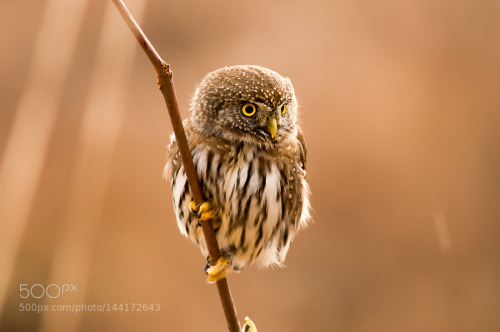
[190, 65, 298, 146]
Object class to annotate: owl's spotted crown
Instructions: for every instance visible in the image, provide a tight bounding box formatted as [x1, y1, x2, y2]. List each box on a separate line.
[192, 65, 294, 113]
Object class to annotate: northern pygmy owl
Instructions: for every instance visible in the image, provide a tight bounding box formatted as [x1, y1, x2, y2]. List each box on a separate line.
[165, 65, 311, 282]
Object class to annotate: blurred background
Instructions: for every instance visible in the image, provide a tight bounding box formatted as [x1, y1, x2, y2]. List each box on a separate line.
[1, 0, 500, 331]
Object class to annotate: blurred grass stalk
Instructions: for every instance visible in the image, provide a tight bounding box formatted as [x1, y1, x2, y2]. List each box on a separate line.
[433, 212, 452, 251]
[0, 0, 88, 316]
[39, 1, 147, 331]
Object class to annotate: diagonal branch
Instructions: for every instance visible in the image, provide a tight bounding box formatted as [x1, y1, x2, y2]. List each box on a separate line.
[111, 1, 240, 331]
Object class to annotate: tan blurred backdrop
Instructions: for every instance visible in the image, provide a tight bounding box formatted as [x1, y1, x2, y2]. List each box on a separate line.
[1, 0, 500, 331]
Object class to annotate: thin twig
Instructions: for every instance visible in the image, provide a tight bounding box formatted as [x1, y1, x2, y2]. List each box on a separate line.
[111, 1, 240, 331]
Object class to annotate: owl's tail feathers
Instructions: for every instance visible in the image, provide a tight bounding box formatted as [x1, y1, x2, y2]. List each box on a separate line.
[242, 317, 257, 332]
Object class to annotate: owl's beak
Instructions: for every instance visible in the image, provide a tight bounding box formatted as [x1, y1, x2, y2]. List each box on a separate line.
[266, 117, 278, 139]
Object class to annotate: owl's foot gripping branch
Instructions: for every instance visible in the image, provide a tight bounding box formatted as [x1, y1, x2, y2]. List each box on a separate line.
[205, 256, 232, 283]
[189, 201, 221, 230]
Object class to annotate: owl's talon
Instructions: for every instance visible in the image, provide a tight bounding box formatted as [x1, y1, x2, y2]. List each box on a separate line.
[190, 201, 220, 230]
[206, 256, 232, 283]
[197, 201, 212, 214]
[242, 316, 257, 332]
[198, 206, 216, 221]
[204, 256, 211, 273]
[189, 201, 198, 215]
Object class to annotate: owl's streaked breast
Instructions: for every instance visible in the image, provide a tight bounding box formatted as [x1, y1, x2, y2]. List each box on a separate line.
[168, 140, 309, 270]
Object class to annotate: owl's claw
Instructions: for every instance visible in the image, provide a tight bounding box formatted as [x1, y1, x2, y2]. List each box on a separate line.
[189, 201, 199, 215]
[197, 202, 216, 221]
[189, 201, 221, 230]
[242, 316, 257, 332]
[205, 256, 232, 283]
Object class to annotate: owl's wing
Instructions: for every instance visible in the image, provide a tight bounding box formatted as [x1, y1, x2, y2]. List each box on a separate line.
[164, 133, 178, 180]
[164, 120, 193, 179]
[296, 128, 307, 172]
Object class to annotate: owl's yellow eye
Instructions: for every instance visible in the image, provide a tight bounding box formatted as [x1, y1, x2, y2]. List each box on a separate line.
[281, 105, 287, 115]
[241, 103, 257, 117]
